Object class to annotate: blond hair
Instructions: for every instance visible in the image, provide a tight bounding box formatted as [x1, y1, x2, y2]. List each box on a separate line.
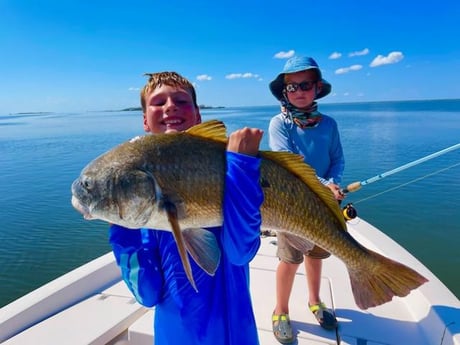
[140, 72, 198, 112]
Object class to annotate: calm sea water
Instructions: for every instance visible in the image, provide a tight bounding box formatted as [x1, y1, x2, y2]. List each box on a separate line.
[1, 99, 459, 307]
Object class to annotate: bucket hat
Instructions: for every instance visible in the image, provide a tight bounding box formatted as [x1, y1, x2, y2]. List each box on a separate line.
[269, 56, 331, 101]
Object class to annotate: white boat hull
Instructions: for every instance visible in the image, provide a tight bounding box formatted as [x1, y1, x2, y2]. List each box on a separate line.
[1, 217, 459, 344]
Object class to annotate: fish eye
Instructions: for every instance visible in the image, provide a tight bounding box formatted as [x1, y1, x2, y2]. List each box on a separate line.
[82, 176, 94, 190]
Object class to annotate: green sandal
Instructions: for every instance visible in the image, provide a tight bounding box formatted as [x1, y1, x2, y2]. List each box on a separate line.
[272, 313, 294, 344]
[309, 302, 338, 330]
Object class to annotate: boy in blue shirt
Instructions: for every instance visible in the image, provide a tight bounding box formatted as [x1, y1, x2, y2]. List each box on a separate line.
[110, 71, 263, 344]
[269, 56, 345, 343]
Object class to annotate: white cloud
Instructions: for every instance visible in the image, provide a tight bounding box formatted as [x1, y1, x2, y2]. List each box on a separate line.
[329, 52, 342, 59]
[197, 74, 212, 81]
[274, 50, 295, 59]
[335, 64, 363, 74]
[349, 48, 369, 57]
[128, 87, 140, 91]
[225, 73, 260, 80]
[370, 51, 404, 67]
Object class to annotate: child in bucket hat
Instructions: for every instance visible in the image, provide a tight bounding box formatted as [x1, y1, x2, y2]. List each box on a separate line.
[268, 56, 345, 343]
[269, 56, 332, 129]
[269, 56, 331, 101]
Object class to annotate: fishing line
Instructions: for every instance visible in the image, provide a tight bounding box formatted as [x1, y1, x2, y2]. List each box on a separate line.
[351, 161, 460, 205]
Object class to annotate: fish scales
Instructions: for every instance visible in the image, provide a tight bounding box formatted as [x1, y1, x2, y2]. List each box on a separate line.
[147, 133, 227, 229]
[71, 120, 427, 309]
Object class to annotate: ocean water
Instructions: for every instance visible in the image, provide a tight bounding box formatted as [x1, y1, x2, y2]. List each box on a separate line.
[1, 99, 459, 307]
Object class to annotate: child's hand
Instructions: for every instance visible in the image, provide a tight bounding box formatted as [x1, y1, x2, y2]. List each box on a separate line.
[327, 183, 345, 201]
[227, 128, 264, 156]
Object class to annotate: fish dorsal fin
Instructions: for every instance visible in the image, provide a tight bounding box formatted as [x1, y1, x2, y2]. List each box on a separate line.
[261, 151, 347, 229]
[185, 120, 228, 144]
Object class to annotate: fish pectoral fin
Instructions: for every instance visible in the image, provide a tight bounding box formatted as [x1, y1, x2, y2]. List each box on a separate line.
[161, 191, 187, 220]
[164, 200, 198, 292]
[282, 232, 318, 254]
[183, 228, 221, 276]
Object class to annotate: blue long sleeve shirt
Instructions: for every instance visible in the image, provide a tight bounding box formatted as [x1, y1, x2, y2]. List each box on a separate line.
[109, 151, 262, 345]
[268, 113, 345, 184]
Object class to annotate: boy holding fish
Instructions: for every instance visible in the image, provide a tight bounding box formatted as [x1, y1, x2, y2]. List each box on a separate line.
[109, 72, 263, 344]
[269, 56, 345, 342]
[72, 69, 427, 344]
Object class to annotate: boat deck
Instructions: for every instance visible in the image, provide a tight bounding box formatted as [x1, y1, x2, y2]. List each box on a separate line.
[1, 218, 459, 344]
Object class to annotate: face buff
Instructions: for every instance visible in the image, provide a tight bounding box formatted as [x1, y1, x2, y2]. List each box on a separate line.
[282, 101, 322, 129]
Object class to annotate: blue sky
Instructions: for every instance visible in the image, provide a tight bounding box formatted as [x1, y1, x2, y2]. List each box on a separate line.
[1, 1, 459, 113]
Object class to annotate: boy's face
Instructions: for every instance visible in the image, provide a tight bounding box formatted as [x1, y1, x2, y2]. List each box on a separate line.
[143, 84, 201, 134]
[284, 70, 322, 109]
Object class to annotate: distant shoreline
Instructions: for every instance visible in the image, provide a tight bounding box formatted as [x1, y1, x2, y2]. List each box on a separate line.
[13, 111, 54, 115]
[119, 105, 225, 112]
[112, 98, 460, 113]
[8, 98, 460, 115]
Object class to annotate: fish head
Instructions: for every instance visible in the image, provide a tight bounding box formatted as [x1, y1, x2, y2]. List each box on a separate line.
[71, 139, 158, 228]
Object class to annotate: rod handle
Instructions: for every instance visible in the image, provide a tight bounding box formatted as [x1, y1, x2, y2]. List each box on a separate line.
[341, 181, 362, 194]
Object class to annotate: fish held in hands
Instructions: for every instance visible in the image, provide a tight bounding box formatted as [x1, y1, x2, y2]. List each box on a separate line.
[71, 120, 428, 308]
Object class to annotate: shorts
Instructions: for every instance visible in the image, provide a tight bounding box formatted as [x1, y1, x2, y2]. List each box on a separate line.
[276, 231, 331, 264]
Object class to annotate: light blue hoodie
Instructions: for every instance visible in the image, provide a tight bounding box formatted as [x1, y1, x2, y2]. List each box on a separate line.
[269, 112, 345, 185]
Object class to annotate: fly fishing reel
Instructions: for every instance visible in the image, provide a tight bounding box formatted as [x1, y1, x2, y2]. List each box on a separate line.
[342, 203, 357, 221]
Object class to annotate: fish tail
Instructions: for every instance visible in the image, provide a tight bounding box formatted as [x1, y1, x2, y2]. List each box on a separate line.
[349, 249, 428, 310]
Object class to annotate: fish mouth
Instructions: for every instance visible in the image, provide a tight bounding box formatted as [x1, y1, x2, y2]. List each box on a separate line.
[71, 195, 93, 220]
[71, 178, 93, 219]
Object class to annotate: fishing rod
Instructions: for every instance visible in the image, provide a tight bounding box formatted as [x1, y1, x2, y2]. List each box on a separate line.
[339, 142, 460, 221]
[341, 142, 460, 194]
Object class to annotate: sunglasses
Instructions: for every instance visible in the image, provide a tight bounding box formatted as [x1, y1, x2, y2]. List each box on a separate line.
[285, 80, 317, 93]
